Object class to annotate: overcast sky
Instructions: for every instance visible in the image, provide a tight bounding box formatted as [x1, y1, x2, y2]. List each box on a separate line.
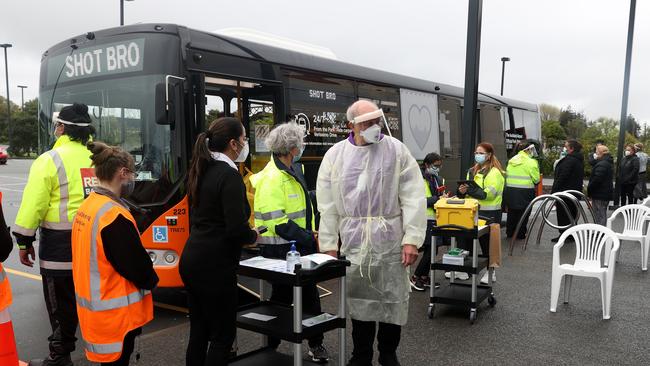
[2, 0, 649, 123]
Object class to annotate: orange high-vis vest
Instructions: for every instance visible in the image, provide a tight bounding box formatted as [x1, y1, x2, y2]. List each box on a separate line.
[71, 192, 153, 363]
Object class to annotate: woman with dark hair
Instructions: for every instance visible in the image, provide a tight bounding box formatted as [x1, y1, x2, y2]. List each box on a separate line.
[457, 142, 505, 283]
[411, 152, 447, 291]
[72, 141, 158, 366]
[179, 117, 258, 366]
[621, 143, 640, 205]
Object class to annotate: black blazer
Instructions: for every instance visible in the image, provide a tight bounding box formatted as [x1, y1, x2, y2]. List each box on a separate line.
[552, 152, 584, 194]
[180, 160, 256, 276]
[621, 154, 640, 185]
[587, 154, 614, 201]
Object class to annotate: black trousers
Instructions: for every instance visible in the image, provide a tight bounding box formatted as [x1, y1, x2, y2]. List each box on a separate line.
[459, 210, 501, 256]
[506, 208, 530, 238]
[101, 328, 141, 366]
[621, 183, 637, 206]
[42, 275, 78, 356]
[414, 236, 450, 277]
[556, 196, 579, 234]
[184, 271, 238, 366]
[350, 319, 401, 362]
[269, 283, 323, 348]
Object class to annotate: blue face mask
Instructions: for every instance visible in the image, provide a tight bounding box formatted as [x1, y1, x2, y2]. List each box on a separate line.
[474, 154, 486, 164]
[292, 146, 304, 163]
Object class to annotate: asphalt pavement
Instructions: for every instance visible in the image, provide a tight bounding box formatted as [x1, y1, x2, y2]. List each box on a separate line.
[2, 158, 649, 365]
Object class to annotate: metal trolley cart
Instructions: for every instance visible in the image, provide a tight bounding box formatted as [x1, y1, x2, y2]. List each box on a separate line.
[231, 257, 350, 366]
[428, 224, 496, 323]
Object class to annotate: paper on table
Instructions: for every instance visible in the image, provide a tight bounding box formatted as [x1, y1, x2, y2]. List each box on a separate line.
[239, 256, 294, 274]
[302, 313, 336, 327]
[241, 312, 277, 322]
[302, 253, 337, 265]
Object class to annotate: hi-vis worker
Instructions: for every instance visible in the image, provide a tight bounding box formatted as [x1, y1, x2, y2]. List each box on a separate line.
[1, 192, 19, 366]
[457, 142, 505, 284]
[504, 142, 540, 240]
[250, 122, 329, 363]
[72, 141, 158, 365]
[12, 103, 95, 366]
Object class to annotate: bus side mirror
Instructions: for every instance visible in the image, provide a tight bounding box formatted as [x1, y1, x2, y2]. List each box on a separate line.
[155, 77, 184, 127]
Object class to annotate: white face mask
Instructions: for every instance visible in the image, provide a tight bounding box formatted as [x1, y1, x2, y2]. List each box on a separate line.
[234, 141, 249, 162]
[360, 124, 382, 144]
[593, 153, 598, 160]
[625, 150, 632, 157]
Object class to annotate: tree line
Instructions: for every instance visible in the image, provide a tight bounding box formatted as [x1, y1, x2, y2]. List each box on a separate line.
[540, 103, 645, 176]
[0, 96, 38, 157]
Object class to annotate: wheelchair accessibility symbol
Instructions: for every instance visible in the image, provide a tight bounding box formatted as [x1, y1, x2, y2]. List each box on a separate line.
[153, 226, 168, 243]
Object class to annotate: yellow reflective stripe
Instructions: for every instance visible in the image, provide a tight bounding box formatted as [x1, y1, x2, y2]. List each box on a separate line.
[506, 175, 530, 180]
[255, 210, 285, 220]
[480, 204, 501, 210]
[487, 186, 498, 196]
[507, 182, 535, 188]
[287, 209, 306, 220]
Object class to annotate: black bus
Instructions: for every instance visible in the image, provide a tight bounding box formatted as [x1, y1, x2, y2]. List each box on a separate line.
[39, 23, 540, 287]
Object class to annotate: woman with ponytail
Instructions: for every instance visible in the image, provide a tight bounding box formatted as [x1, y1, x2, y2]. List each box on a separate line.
[457, 142, 505, 284]
[180, 117, 258, 366]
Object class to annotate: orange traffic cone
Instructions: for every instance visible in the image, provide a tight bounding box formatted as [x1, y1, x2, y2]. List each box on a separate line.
[0, 308, 18, 366]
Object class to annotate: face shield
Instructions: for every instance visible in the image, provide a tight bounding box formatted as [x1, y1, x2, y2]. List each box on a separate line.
[351, 109, 392, 144]
[524, 144, 538, 158]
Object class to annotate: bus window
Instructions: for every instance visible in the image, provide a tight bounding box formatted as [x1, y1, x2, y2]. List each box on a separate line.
[205, 95, 225, 122]
[438, 96, 462, 180]
[358, 83, 402, 140]
[480, 104, 507, 164]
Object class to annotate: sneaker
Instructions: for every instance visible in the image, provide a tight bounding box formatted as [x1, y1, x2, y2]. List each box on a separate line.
[409, 276, 425, 292]
[434, 282, 441, 289]
[444, 271, 469, 280]
[308, 344, 330, 363]
[378, 352, 401, 366]
[420, 276, 431, 288]
[480, 269, 497, 284]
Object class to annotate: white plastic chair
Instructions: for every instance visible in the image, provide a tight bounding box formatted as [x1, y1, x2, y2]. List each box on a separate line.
[642, 197, 650, 208]
[550, 224, 620, 319]
[606, 204, 650, 271]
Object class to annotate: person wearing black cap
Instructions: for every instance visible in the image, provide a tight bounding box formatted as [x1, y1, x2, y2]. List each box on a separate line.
[13, 103, 95, 366]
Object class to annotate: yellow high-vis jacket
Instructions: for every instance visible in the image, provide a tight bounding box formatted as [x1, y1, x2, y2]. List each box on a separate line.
[14, 135, 92, 237]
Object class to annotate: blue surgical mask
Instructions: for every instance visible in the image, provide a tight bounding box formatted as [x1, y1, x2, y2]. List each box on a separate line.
[426, 167, 440, 176]
[474, 154, 486, 164]
[292, 146, 304, 163]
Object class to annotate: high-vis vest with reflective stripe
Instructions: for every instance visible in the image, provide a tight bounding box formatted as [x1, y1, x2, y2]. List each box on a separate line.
[15, 135, 92, 237]
[1, 191, 11, 311]
[506, 150, 540, 189]
[72, 192, 153, 363]
[467, 167, 505, 211]
[250, 159, 314, 245]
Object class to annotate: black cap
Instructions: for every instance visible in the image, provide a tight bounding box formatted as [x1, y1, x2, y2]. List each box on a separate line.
[57, 103, 91, 126]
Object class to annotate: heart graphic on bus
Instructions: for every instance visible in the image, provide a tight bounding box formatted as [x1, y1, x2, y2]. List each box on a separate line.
[408, 105, 433, 150]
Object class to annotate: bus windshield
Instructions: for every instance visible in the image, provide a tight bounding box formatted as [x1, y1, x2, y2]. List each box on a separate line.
[39, 74, 177, 204]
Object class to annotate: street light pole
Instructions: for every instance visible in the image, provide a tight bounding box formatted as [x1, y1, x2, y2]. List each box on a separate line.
[500, 57, 510, 96]
[0, 44, 11, 141]
[120, 0, 134, 26]
[614, 0, 637, 207]
[17, 85, 27, 110]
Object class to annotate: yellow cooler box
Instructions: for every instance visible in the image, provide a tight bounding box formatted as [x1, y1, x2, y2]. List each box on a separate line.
[434, 198, 479, 229]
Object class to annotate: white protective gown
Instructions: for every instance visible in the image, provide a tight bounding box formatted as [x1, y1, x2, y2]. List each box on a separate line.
[317, 135, 426, 325]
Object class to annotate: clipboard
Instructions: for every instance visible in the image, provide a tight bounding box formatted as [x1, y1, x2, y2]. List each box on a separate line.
[457, 180, 481, 190]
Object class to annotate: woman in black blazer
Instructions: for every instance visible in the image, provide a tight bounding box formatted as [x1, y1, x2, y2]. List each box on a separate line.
[179, 117, 258, 366]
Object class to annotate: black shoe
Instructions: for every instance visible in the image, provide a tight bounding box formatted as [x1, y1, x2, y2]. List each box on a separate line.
[516, 234, 526, 240]
[346, 358, 372, 366]
[378, 353, 401, 366]
[550, 236, 561, 243]
[308, 344, 330, 363]
[434, 282, 441, 289]
[28, 354, 73, 366]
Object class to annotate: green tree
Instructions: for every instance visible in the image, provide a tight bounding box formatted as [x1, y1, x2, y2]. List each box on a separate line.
[205, 108, 222, 123]
[542, 120, 566, 147]
[625, 114, 640, 138]
[558, 106, 586, 128]
[565, 119, 587, 139]
[0, 96, 20, 143]
[8, 99, 38, 156]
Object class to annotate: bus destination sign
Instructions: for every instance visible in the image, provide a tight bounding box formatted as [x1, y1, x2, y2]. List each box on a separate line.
[46, 38, 146, 85]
